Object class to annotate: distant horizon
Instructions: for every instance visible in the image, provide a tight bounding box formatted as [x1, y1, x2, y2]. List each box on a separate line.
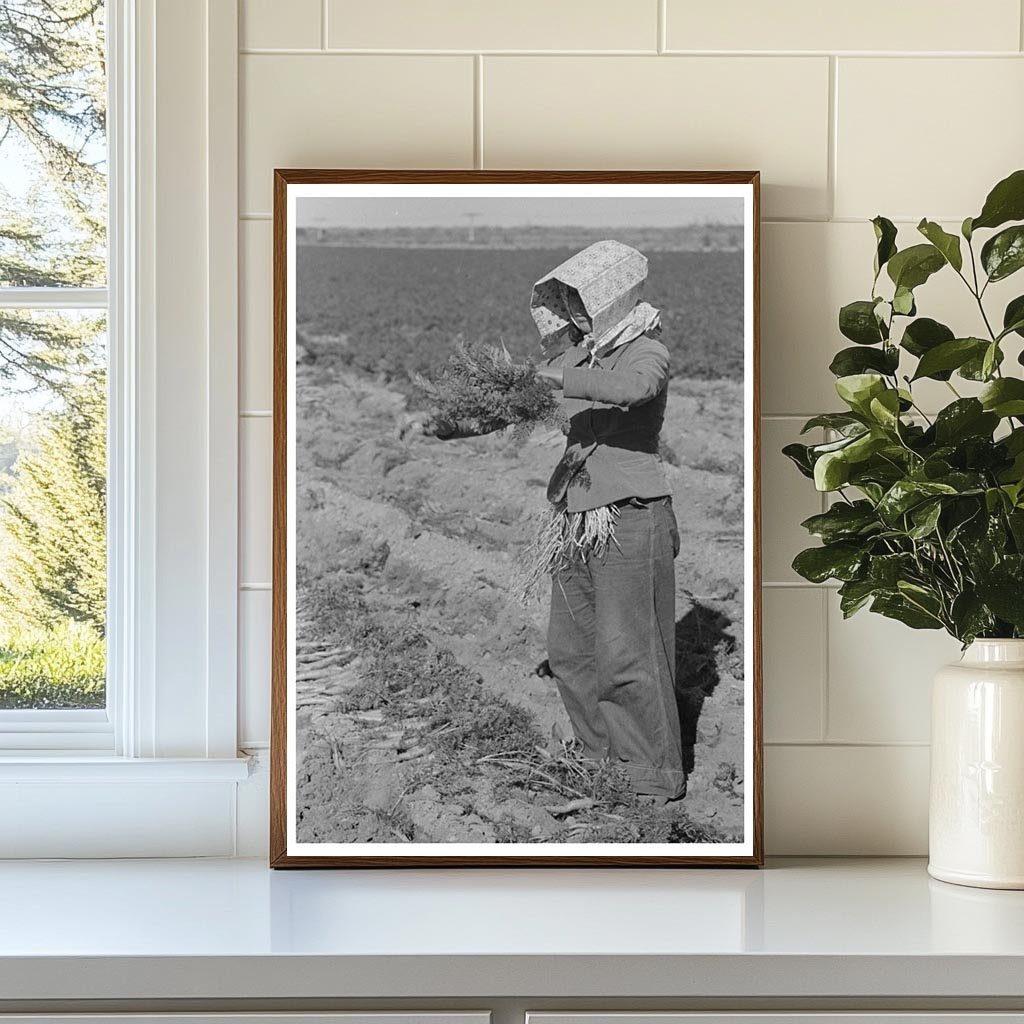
[296, 195, 744, 230]
[297, 221, 740, 232]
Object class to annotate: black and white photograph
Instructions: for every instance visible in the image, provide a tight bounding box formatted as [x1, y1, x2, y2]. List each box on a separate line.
[272, 172, 762, 866]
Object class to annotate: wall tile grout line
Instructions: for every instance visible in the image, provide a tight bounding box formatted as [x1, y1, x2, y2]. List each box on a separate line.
[237, 47, 1024, 58]
[238, 47, 662, 57]
[661, 49, 1024, 58]
[657, 0, 667, 54]
[1020, 0, 1024, 51]
[827, 55, 838, 220]
[820, 586, 830, 742]
[321, 0, 328, 50]
[762, 581, 840, 589]
[766, 740, 931, 748]
[474, 55, 484, 169]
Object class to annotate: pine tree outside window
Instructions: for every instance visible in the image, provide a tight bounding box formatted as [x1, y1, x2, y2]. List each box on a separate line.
[0, 1, 110, 741]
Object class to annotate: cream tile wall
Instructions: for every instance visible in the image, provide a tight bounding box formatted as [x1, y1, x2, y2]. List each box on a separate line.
[235, 0, 1024, 855]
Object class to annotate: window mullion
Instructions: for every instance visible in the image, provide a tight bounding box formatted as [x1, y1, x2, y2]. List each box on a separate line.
[0, 287, 108, 310]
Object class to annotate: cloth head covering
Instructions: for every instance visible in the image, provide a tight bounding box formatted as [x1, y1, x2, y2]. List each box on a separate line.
[530, 240, 661, 359]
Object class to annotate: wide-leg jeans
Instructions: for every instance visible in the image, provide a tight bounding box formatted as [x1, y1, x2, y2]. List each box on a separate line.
[547, 496, 685, 799]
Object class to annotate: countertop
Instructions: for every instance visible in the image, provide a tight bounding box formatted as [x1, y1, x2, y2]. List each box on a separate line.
[1, 857, 1024, 1003]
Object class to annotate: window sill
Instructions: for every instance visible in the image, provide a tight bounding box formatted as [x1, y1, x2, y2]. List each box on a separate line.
[0, 754, 252, 782]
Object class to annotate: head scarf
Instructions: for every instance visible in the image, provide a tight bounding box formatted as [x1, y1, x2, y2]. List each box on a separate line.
[530, 240, 661, 360]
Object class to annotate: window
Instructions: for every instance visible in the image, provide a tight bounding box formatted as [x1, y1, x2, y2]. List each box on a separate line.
[0, 1, 110, 746]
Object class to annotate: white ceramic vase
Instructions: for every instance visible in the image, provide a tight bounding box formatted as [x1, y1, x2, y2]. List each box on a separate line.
[929, 639, 1024, 889]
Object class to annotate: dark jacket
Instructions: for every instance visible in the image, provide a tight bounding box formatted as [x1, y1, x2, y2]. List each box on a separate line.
[547, 335, 670, 513]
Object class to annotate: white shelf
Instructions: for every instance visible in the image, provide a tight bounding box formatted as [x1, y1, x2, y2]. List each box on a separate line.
[1, 857, 1023, 1003]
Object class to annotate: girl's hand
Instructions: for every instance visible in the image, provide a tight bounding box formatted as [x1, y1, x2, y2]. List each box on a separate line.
[536, 365, 564, 390]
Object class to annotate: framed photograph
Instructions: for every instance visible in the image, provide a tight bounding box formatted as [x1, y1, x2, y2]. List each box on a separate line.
[270, 170, 762, 867]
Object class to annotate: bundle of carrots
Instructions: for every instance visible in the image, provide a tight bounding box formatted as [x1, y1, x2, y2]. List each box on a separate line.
[415, 341, 566, 441]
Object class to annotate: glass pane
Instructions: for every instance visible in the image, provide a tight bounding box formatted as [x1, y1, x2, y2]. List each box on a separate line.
[0, 1, 107, 288]
[0, 309, 106, 709]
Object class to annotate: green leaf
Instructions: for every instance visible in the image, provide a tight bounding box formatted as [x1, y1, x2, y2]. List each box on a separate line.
[950, 593, 995, 644]
[856, 481, 885, 504]
[846, 432, 888, 464]
[871, 594, 943, 630]
[981, 225, 1024, 282]
[980, 378, 1024, 418]
[892, 286, 916, 316]
[933, 470, 986, 494]
[959, 343, 1004, 381]
[976, 579, 1024, 629]
[933, 399, 999, 444]
[908, 500, 942, 540]
[982, 341, 1001, 381]
[971, 169, 1024, 232]
[886, 243, 946, 291]
[877, 479, 958, 524]
[900, 317, 954, 359]
[868, 389, 902, 430]
[1003, 295, 1024, 339]
[962, 216, 974, 241]
[911, 337, 988, 381]
[917, 219, 963, 272]
[800, 412, 865, 435]
[792, 542, 866, 584]
[809, 433, 866, 456]
[1006, 427, 1024, 456]
[814, 450, 851, 491]
[839, 300, 887, 345]
[800, 501, 879, 543]
[985, 486, 1009, 514]
[1009, 508, 1024, 547]
[868, 552, 915, 587]
[782, 442, 814, 479]
[872, 216, 898, 277]
[835, 373, 887, 413]
[838, 578, 880, 617]
[828, 345, 899, 378]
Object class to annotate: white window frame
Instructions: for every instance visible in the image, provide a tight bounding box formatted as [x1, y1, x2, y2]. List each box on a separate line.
[0, 0, 248, 856]
[0, 0, 135, 754]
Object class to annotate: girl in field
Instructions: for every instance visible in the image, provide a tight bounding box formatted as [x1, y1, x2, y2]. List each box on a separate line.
[424, 240, 686, 803]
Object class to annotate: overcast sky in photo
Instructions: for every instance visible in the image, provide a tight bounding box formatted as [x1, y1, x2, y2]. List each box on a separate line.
[296, 196, 744, 229]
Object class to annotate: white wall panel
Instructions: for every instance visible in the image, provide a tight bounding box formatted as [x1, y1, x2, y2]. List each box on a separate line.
[230, 7, 1009, 855]
[240, 416, 272, 587]
[483, 56, 831, 219]
[239, 589, 272, 747]
[666, 0, 1021, 52]
[766, 744, 930, 854]
[240, 219, 273, 412]
[836, 58, 1024, 220]
[760, 419, 824, 584]
[242, 0, 322, 50]
[826, 599, 961, 744]
[328, 0, 657, 51]
[763, 588, 825, 743]
[240, 55, 474, 213]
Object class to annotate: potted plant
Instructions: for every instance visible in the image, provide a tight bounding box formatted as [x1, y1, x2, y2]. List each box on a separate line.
[785, 169, 1024, 889]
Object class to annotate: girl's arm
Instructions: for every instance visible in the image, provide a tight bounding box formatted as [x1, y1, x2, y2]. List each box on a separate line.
[561, 342, 669, 408]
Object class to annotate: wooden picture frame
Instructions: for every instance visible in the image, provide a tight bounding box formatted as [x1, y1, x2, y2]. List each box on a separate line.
[271, 170, 762, 867]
